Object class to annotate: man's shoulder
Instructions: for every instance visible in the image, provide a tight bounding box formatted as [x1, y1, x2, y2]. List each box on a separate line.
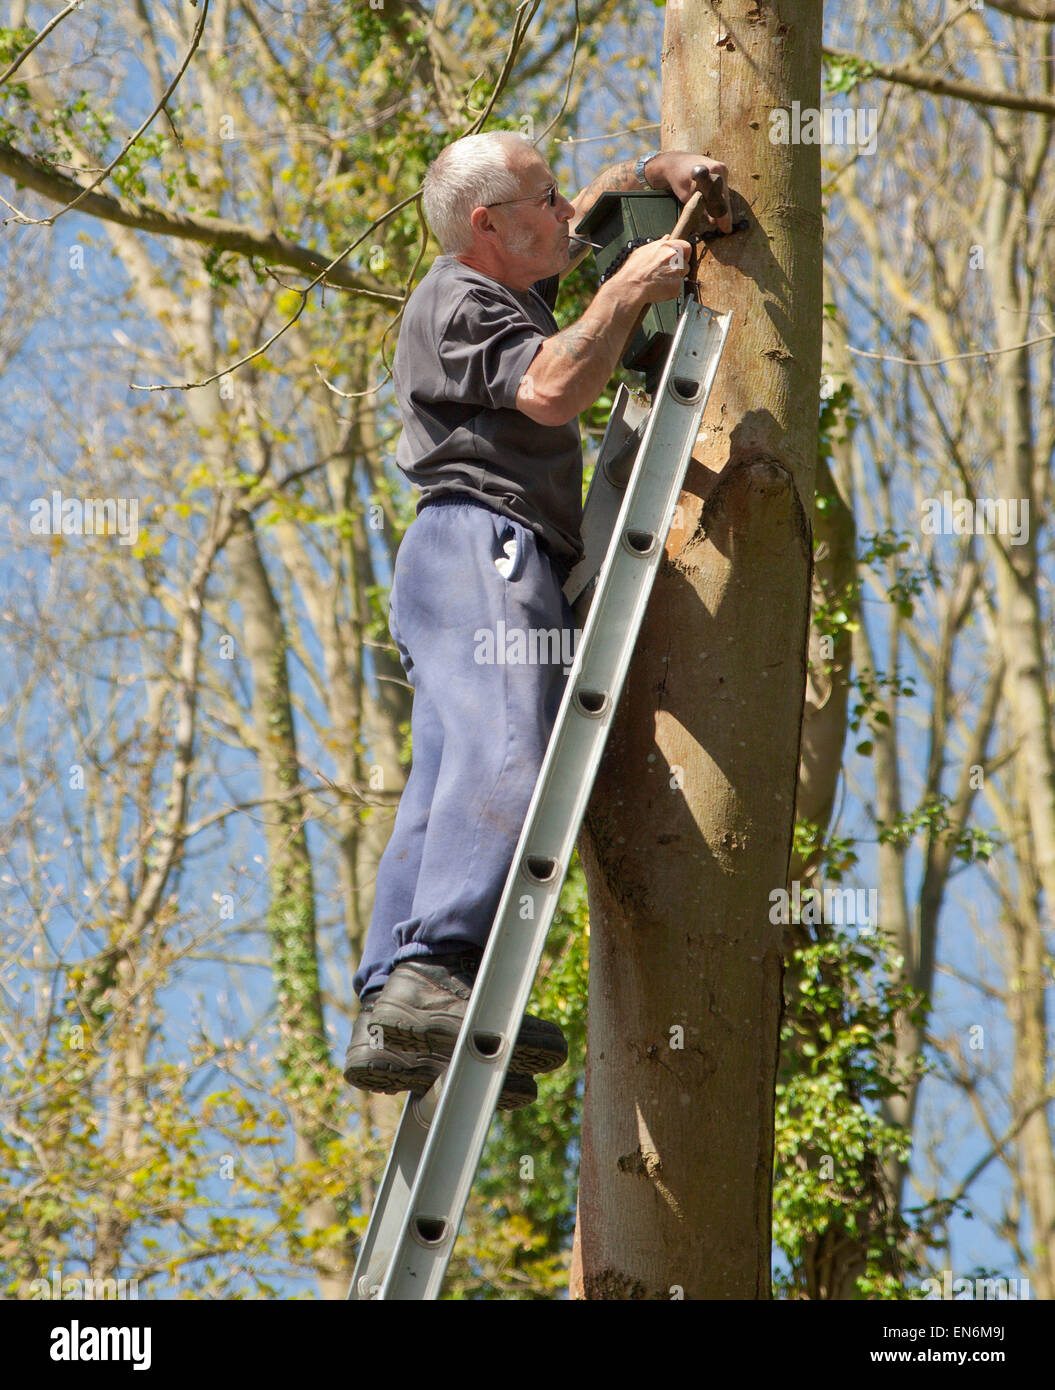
[402, 257, 507, 334]
[412, 256, 553, 311]
[416, 259, 557, 351]
[413, 255, 510, 301]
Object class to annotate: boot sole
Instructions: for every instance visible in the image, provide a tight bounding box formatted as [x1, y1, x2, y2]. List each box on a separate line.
[342, 1052, 537, 1112]
[371, 1007, 567, 1076]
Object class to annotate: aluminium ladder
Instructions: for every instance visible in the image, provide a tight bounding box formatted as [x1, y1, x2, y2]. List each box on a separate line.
[349, 297, 731, 1301]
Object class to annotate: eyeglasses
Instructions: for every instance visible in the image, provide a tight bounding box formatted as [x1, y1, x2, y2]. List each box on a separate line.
[484, 184, 559, 210]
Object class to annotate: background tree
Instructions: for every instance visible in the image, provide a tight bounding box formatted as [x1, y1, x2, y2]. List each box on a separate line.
[2, 0, 1052, 1301]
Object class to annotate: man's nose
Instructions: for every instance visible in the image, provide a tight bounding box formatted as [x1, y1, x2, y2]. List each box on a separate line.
[556, 193, 575, 221]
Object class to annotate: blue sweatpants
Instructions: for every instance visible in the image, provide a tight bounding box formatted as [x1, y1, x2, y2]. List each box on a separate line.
[353, 498, 577, 999]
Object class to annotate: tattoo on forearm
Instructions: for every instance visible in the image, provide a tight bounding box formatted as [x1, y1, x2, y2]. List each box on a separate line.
[577, 159, 644, 210]
[550, 324, 602, 364]
[610, 159, 648, 191]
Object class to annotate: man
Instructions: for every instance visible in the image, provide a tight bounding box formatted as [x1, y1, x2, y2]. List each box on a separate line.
[344, 133, 731, 1109]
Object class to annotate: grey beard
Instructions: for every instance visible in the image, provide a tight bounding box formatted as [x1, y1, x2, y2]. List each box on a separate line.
[502, 225, 535, 256]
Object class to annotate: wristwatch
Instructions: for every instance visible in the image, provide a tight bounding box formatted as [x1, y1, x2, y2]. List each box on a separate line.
[634, 150, 662, 189]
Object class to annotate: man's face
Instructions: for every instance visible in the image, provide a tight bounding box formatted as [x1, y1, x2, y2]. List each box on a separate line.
[486, 152, 575, 282]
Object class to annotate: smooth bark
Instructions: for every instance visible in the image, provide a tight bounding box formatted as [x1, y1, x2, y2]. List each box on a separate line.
[574, 0, 822, 1299]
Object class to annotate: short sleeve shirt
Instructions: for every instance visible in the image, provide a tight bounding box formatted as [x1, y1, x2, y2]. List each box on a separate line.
[392, 256, 584, 577]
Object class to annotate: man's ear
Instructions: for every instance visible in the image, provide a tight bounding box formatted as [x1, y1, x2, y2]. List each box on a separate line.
[468, 205, 499, 244]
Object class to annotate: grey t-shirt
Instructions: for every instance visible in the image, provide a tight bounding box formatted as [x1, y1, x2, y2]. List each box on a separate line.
[392, 255, 584, 579]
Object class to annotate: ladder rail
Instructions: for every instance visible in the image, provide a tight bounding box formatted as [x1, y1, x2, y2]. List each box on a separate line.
[347, 1083, 441, 1300]
[350, 301, 730, 1301]
[563, 382, 648, 608]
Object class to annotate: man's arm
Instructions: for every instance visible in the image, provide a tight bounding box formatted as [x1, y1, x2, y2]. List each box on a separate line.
[568, 158, 645, 229]
[517, 235, 692, 427]
[518, 148, 733, 427]
[559, 151, 732, 281]
[559, 159, 646, 281]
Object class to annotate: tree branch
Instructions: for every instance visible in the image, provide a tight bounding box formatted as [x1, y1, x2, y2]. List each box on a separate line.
[21, 0, 210, 226]
[847, 330, 1055, 367]
[942, 1087, 1055, 1213]
[0, 137, 400, 299]
[985, 0, 1055, 19]
[464, 0, 542, 134]
[823, 44, 1055, 117]
[0, 0, 82, 87]
[129, 186, 421, 390]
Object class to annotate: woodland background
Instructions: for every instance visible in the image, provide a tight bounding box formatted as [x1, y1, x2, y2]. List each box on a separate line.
[1, 0, 1053, 1299]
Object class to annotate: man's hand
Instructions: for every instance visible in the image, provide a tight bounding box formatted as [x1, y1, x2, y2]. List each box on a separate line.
[608, 235, 692, 305]
[645, 151, 732, 234]
[515, 234, 692, 427]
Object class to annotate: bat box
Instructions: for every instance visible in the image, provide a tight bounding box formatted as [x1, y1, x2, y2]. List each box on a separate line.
[576, 190, 682, 392]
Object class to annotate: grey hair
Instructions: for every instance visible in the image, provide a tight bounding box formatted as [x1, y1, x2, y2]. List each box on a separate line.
[422, 132, 536, 255]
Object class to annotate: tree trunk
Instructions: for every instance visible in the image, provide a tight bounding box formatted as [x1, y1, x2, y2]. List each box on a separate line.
[985, 115, 1055, 1300]
[574, 0, 822, 1299]
[226, 508, 352, 1299]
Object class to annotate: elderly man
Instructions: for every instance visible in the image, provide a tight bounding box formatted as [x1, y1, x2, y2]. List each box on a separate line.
[344, 133, 730, 1109]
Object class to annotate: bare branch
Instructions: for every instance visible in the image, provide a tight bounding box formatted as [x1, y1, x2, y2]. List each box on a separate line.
[0, 137, 401, 299]
[943, 1088, 1055, 1212]
[536, 0, 582, 145]
[848, 330, 1055, 366]
[464, 0, 543, 135]
[985, 0, 1055, 19]
[0, 0, 83, 87]
[129, 188, 421, 391]
[555, 122, 660, 147]
[14, 0, 211, 226]
[823, 44, 1055, 117]
[318, 187, 431, 400]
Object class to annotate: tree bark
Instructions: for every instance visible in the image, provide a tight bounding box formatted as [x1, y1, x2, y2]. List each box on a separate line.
[984, 108, 1055, 1300]
[574, 0, 822, 1299]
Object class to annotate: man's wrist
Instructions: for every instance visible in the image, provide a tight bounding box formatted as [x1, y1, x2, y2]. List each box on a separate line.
[635, 150, 666, 190]
[595, 272, 642, 319]
[636, 152, 661, 191]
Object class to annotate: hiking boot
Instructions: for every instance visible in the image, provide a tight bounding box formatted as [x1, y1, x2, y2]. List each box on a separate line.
[368, 949, 568, 1076]
[342, 997, 537, 1112]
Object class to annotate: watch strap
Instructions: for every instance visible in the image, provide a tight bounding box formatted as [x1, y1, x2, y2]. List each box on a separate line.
[634, 150, 662, 189]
